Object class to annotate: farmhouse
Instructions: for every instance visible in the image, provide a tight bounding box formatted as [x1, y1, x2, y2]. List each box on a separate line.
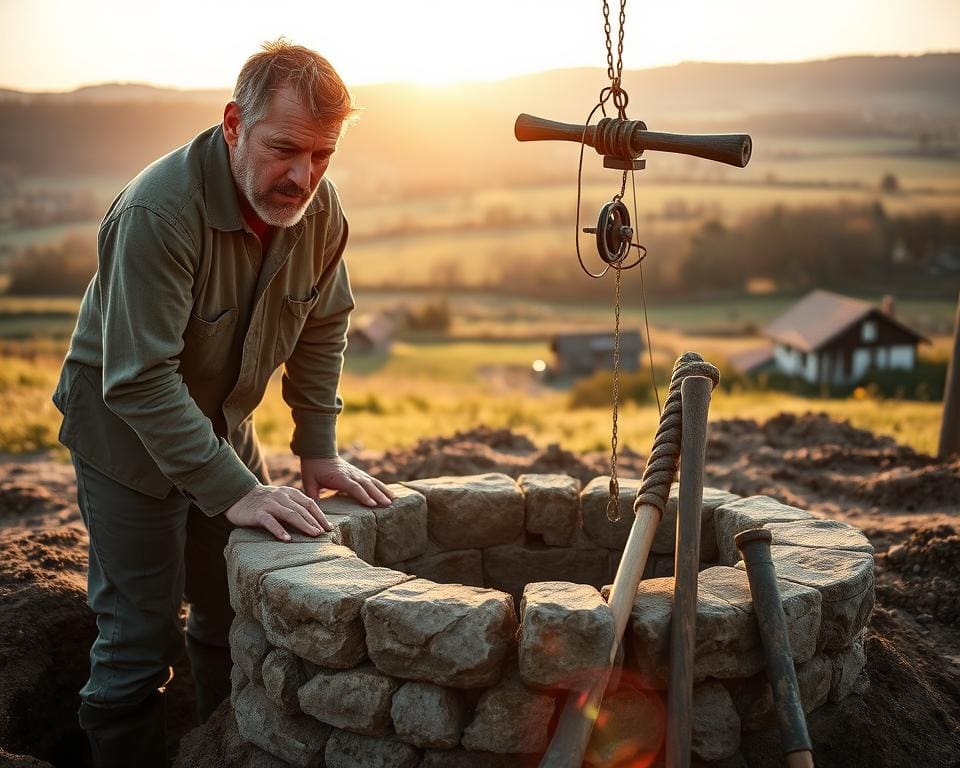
[346, 311, 399, 355]
[551, 331, 642, 378]
[762, 290, 927, 386]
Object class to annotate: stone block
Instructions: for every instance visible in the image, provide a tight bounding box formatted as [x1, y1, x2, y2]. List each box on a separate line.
[579, 476, 643, 550]
[298, 664, 399, 736]
[653, 484, 739, 560]
[742, 545, 874, 651]
[262, 648, 307, 715]
[260, 557, 413, 668]
[230, 618, 271, 686]
[362, 578, 517, 687]
[765, 518, 874, 554]
[584, 686, 665, 767]
[461, 677, 556, 753]
[484, 545, 610, 598]
[372, 485, 428, 565]
[732, 653, 833, 732]
[226, 531, 355, 620]
[625, 567, 821, 688]
[829, 630, 868, 702]
[518, 473, 581, 546]
[234, 683, 330, 768]
[713, 496, 815, 566]
[518, 581, 615, 690]
[318, 494, 379, 563]
[231, 663, 249, 709]
[324, 730, 421, 768]
[692, 681, 740, 762]
[400, 549, 484, 587]
[419, 752, 528, 767]
[402, 473, 524, 550]
[390, 681, 464, 749]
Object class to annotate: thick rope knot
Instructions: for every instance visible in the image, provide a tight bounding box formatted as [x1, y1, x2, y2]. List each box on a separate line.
[634, 352, 720, 517]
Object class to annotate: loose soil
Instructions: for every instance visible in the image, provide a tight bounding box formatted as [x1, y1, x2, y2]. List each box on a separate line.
[1, 413, 958, 767]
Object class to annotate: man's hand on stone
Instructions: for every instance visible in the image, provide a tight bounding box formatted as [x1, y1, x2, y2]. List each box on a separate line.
[224, 484, 333, 542]
[300, 456, 395, 508]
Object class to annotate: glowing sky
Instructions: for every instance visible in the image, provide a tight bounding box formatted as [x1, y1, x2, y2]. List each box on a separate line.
[1, 0, 958, 91]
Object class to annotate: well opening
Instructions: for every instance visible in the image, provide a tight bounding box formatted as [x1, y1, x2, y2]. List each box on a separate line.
[226, 472, 875, 767]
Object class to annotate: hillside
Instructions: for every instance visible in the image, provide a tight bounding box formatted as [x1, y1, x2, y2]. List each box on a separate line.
[0, 53, 957, 191]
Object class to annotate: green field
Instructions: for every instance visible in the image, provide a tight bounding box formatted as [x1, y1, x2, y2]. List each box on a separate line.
[0, 332, 947, 461]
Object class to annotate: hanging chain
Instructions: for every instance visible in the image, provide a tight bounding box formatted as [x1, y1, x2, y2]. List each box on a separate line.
[604, 0, 630, 522]
[602, 0, 629, 119]
[606, 259, 625, 523]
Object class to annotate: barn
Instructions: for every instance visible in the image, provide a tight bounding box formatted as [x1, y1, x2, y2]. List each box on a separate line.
[550, 331, 642, 378]
[763, 290, 927, 386]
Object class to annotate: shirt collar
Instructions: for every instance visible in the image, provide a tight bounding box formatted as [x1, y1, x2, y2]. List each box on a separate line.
[203, 125, 326, 233]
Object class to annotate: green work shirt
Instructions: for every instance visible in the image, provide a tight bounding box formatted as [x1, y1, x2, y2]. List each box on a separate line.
[52, 124, 355, 516]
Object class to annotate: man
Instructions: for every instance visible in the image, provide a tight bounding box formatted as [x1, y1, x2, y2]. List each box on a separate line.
[52, 40, 392, 766]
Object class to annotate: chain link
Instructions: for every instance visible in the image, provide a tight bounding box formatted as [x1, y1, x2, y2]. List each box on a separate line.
[606, 259, 625, 523]
[602, 0, 629, 120]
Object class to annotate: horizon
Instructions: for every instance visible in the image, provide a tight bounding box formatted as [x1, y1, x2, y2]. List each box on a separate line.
[2, 0, 959, 91]
[2, 50, 958, 96]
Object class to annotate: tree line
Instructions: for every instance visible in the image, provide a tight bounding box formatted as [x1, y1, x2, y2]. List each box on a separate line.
[5, 204, 959, 301]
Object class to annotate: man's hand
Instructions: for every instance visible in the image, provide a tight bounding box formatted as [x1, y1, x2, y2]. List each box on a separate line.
[225, 484, 333, 542]
[301, 456, 395, 508]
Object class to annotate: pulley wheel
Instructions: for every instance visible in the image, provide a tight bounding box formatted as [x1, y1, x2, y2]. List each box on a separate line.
[595, 200, 633, 264]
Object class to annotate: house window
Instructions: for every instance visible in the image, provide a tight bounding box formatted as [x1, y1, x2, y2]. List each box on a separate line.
[861, 321, 877, 342]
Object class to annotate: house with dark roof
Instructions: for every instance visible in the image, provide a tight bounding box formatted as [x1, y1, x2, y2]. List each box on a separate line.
[346, 311, 399, 355]
[761, 290, 927, 385]
[550, 331, 642, 378]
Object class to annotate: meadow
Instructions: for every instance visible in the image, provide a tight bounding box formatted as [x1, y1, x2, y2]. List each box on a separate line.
[1, 321, 947, 461]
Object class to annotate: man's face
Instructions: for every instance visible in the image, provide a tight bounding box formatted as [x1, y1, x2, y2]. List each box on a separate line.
[225, 84, 341, 228]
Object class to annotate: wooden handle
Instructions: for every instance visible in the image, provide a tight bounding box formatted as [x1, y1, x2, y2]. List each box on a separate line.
[665, 376, 714, 768]
[515, 113, 752, 168]
[538, 502, 661, 768]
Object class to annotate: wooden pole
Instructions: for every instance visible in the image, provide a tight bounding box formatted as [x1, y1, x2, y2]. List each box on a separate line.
[665, 376, 714, 768]
[539, 502, 661, 767]
[938, 290, 960, 459]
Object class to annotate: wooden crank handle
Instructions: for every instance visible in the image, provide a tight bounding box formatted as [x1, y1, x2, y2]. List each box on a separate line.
[515, 113, 752, 168]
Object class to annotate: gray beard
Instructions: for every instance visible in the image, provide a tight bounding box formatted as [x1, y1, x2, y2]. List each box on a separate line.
[233, 134, 315, 228]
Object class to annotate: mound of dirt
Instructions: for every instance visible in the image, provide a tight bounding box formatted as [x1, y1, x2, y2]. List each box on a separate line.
[0, 525, 94, 766]
[346, 426, 617, 485]
[877, 525, 960, 629]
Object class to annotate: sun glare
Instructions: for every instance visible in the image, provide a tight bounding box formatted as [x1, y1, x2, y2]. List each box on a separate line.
[0, 0, 958, 91]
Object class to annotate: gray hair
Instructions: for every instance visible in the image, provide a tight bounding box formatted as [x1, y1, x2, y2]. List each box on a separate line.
[233, 39, 357, 129]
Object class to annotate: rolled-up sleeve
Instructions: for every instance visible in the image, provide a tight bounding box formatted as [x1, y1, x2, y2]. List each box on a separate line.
[281, 215, 355, 459]
[98, 205, 258, 515]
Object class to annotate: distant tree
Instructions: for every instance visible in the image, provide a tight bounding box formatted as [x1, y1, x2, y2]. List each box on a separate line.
[881, 173, 900, 193]
[6, 233, 97, 296]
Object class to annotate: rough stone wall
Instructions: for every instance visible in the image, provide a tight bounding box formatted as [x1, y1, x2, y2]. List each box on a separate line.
[226, 473, 873, 767]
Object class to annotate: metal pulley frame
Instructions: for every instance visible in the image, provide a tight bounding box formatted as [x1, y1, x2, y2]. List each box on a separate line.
[584, 200, 634, 264]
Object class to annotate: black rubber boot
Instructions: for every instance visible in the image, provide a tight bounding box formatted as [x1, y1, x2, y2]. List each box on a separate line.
[185, 633, 232, 723]
[79, 690, 168, 768]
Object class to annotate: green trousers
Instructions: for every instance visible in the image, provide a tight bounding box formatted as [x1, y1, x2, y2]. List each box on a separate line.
[72, 452, 250, 715]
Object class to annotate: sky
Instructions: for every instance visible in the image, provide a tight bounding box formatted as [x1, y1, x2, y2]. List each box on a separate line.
[1, 0, 958, 91]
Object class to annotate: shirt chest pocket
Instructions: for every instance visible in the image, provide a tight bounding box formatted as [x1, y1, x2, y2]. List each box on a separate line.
[275, 287, 320, 366]
[180, 307, 239, 378]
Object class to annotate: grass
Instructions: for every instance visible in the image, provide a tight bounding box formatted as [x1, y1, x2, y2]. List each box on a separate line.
[0, 302, 949, 460]
[246, 339, 947, 457]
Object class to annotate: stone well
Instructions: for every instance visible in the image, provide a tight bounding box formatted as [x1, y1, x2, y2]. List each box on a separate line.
[226, 473, 874, 767]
